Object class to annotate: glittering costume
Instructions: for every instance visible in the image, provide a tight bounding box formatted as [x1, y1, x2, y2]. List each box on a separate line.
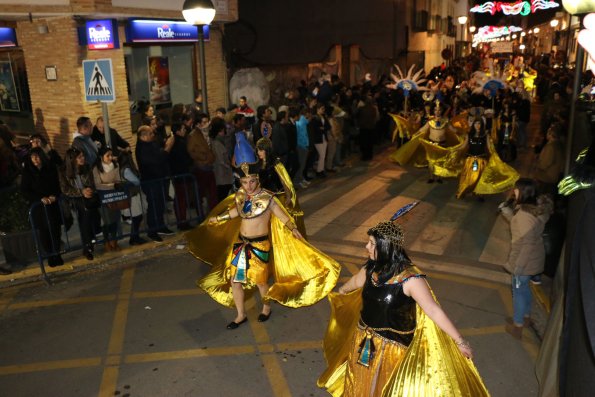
[318, 266, 489, 397]
[456, 120, 519, 198]
[390, 107, 467, 178]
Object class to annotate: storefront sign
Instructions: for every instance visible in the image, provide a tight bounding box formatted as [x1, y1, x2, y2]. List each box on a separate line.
[0, 28, 17, 48]
[491, 41, 514, 53]
[126, 20, 209, 43]
[85, 19, 119, 50]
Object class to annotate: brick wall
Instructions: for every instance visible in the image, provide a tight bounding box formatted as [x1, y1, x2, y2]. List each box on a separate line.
[16, 17, 132, 156]
[201, 26, 229, 113]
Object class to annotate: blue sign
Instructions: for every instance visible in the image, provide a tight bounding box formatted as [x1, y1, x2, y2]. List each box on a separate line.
[83, 59, 115, 102]
[126, 20, 209, 43]
[85, 19, 119, 50]
[0, 27, 17, 48]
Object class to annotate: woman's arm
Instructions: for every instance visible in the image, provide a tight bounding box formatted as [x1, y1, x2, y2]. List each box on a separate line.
[404, 277, 473, 359]
[338, 266, 366, 294]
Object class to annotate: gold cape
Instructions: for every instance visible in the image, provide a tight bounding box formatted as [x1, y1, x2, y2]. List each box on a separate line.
[473, 137, 519, 195]
[389, 113, 468, 176]
[187, 197, 341, 308]
[318, 267, 490, 397]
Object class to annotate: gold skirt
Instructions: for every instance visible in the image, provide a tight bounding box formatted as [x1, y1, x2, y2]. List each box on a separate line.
[343, 323, 408, 397]
[229, 236, 270, 286]
[456, 156, 487, 198]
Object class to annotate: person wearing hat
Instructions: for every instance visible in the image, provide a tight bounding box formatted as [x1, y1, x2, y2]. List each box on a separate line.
[188, 133, 340, 329]
[318, 213, 489, 397]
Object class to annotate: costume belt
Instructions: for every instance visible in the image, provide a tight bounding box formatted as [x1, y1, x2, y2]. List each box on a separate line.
[356, 319, 415, 368]
[231, 235, 270, 283]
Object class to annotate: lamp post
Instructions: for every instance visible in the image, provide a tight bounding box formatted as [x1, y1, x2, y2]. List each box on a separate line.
[458, 15, 468, 57]
[182, 0, 216, 115]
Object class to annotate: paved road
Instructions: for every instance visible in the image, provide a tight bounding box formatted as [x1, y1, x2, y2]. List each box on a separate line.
[0, 141, 544, 396]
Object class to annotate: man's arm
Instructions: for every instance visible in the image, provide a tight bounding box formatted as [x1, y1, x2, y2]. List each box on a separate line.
[208, 206, 238, 225]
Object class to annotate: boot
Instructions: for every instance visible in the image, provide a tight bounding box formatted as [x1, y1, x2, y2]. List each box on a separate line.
[506, 316, 533, 328]
[505, 323, 523, 340]
[104, 241, 113, 252]
[111, 240, 121, 251]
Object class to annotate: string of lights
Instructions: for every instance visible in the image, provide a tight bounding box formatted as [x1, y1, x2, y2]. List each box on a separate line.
[470, 0, 559, 16]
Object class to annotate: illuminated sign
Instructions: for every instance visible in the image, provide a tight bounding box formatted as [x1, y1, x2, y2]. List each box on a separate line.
[473, 26, 523, 42]
[470, 0, 559, 16]
[84, 19, 119, 50]
[0, 27, 17, 48]
[126, 20, 209, 43]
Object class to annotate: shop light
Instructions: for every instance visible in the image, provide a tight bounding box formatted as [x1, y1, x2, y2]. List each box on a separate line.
[182, 0, 216, 26]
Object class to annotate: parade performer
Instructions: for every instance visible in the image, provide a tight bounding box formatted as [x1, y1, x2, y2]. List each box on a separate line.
[456, 110, 519, 199]
[187, 134, 340, 329]
[317, 206, 490, 397]
[391, 98, 467, 183]
[255, 137, 306, 236]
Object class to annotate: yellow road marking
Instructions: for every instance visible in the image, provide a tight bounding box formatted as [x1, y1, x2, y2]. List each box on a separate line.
[0, 288, 18, 314]
[7, 295, 116, 310]
[98, 267, 135, 397]
[125, 345, 256, 363]
[276, 341, 322, 351]
[132, 289, 204, 299]
[261, 354, 292, 397]
[0, 357, 101, 375]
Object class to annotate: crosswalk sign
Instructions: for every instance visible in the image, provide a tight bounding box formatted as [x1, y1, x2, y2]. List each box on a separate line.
[83, 59, 115, 102]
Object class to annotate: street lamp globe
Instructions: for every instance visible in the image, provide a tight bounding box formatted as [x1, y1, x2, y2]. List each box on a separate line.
[469, 26, 476, 33]
[519, 44, 526, 50]
[534, 27, 540, 34]
[550, 19, 559, 27]
[182, 0, 216, 26]
[458, 15, 468, 25]
[521, 31, 526, 37]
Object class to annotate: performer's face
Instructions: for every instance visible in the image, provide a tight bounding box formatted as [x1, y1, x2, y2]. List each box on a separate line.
[240, 176, 260, 194]
[366, 236, 377, 260]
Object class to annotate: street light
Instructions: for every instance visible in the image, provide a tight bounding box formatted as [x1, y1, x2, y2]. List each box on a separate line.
[182, 0, 216, 114]
[457, 16, 468, 56]
[534, 27, 540, 33]
[551, 19, 560, 27]
[469, 26, 476, 33]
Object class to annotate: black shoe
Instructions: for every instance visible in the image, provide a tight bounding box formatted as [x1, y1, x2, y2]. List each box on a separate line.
[157, 227, 175, 236]
[316, 171, 327, 178]
[0, 267, 12, 275]
[304, 176, 313, 182]
[83, 249, 94, 261]
[129, 237, 148, 245]
[226, 317, 248, 329]
[436, 179, 443, 184]
[427, 178, 435, 184]
[257, 311, 272, 322]
[325, 168, 337, 173]
[148, 232, 163, 242]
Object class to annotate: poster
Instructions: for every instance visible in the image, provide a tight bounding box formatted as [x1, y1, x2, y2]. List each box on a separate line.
[0, 61, 20, 112]
[147, 56, 171, 104]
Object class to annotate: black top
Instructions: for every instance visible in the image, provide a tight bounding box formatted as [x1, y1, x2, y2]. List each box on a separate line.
[168, 134, 193, 176]
[360, 269, 421, 346]
[91, 126, 130, 156]
[135, 140, 170, 181]
[468, 133, 488, 157]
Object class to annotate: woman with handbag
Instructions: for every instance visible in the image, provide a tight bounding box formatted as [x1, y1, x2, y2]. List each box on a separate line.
[93, 147, 125, 251]
[118, 151, 147, 245]
[59, 148, 98, 260]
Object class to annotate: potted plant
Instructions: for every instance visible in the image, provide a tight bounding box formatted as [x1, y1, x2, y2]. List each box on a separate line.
[0, 185, 37, 272]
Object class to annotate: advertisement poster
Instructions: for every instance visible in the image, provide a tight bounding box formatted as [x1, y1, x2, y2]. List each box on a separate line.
[0, 61, 20, 112]
[148, 56, 171, 104]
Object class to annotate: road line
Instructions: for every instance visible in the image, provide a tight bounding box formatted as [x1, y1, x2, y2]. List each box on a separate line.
[98, 267, 135, 397]
[125, 346, 256, 363]
[0, 357, 101, 375]
[260, 354, 292, 397]
[275, 340, 322, 351]
[305, 170, 403, 236]
[478, 216, 510, 265]
[0, 288, 18, 314]
[7, 295, 116, 310]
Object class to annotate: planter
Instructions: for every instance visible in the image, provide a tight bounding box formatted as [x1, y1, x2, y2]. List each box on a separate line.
[0, 230, 38, 266]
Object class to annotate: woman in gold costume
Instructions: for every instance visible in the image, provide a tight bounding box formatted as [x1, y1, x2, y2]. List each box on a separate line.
[318, 218, 489, 397]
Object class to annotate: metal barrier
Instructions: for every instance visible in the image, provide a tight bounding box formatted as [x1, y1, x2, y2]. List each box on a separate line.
[27, 173, 204, 284]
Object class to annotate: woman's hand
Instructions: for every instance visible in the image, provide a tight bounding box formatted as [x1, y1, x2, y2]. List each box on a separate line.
[455, 338, 473, 359]
[291, 228, 303, 240]
[82, 188, 94, 199]
[207, 217, 218, 226]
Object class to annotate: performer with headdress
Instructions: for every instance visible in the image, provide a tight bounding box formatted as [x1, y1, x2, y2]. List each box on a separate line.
[456, 108, 519, 199]
[187, 133, 340, 329]
[317, 204, 490, 397]
[255, 137, 306, 236]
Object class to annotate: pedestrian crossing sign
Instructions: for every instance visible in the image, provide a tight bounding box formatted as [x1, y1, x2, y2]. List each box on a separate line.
[83, 58, 115, 102]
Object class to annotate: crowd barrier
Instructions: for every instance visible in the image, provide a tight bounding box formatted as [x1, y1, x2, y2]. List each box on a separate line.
[26, 173, 204, 283]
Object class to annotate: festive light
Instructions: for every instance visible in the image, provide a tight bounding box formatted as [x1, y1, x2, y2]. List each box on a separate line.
[473, 25, 523, 42]
[470, 0, 560, 16]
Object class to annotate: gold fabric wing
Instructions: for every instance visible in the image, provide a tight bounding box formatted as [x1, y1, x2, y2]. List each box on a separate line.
[273, 162, 307, 237]
[419, 129, 466, 178]
[389, 113, 414, 142]
[474, 138, 520, 195]
[318, 269, 490, 397]
[389, 127, 429, 168]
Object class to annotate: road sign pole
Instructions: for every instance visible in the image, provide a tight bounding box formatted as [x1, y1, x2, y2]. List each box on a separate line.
[101, 102, 112, 149]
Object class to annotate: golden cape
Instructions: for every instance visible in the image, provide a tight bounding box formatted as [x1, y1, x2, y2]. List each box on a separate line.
[389, 113, 468, 177]
[186, 197, 340, 308]
[318, 267, 490, 397]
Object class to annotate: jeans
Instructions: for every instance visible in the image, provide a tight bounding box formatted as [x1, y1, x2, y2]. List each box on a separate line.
[512, 275, 532, 325]
[142, 181, 167, 232]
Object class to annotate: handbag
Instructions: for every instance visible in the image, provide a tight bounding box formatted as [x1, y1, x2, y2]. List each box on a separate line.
[101, 186, 131, 211]
[83, 193, 101, 210]
[106, 199, 130, 211]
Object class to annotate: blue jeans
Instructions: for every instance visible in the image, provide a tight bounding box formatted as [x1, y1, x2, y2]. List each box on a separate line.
[512, 275, 532, 325]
